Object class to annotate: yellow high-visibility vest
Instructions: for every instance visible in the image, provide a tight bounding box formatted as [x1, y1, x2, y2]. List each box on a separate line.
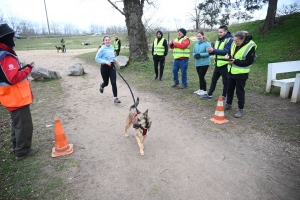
[173, 36, 191, 59]
[214, 38, 231, 67]
[114, 40, 120, 50]
[228, 40, 257, 74]
[153, 38, 165, 56]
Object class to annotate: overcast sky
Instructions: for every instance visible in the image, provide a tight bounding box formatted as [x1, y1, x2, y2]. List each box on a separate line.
[0, 0, 295, 31]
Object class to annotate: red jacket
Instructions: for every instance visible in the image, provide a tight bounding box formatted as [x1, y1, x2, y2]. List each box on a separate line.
[169, 37, 190, 59]
[0, 43, 34, 111]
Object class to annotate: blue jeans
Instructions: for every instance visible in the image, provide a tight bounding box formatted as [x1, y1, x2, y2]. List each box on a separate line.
[172, 59, 189, 87]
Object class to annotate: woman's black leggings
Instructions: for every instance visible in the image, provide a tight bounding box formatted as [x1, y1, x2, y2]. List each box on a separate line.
[196, 65, 209, 91]
[100, 64, 117, 97]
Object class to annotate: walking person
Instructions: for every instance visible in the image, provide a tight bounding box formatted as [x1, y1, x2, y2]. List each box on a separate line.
[114, 36, 121, 56]
[152, 30, 168, 81]
[95, 36, 121, 103]
[61, 38, 66, 53]
[201, 25, 233, 100]
[0, 23, 39, 160]
[224, 31, 257, 118]
[169, 28, 191, 89]
[192, 31, 211, 96]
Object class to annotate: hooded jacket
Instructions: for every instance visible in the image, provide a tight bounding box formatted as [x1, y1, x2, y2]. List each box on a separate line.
[152, 31, 168, 58]
[192, 36, 211, 67]
[95, 44, 116, 64]
[227, 35, 256, 79]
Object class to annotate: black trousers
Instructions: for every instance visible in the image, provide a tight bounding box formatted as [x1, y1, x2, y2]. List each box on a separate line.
[196, 65, 209, 91]
[207, 65, 228, 97]
[226, 78, 247, 109]
[10, 105, 33, 157]
[115, 49, 120, 56]
[153, 56, 165, 78]
[100, 64, 117, 97]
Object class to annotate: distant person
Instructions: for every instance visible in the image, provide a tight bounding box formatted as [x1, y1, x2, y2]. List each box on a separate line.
[224, 31, 257, 118]
[152, 30, 168, 81]
[201, 25, 233, 100]
[95, 36, 121, 103]
[114, 36, 121, 56]
[0, 23, 39, 160]
[192, 31, 211, 96]
[61, 38, 66, 53]
[169, 28, 191, 89]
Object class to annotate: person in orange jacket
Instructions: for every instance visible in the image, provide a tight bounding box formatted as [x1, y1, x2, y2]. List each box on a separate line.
[0, 23, 38, 161]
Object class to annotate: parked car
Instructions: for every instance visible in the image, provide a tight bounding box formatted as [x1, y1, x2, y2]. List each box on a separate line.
[92, 33, 101, 36]
[14, 33, 22, 39]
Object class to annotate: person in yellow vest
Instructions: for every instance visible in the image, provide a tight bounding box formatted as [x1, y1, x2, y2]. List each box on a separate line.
[152, 30, 168, 81]
[202, 25, 233, 100]
[224, 31, 257, 118]
[61, 38, 66, 53]
[114, 36, 121, 56]
[0, 23, 38, 160]
[169, 28, 191, 89]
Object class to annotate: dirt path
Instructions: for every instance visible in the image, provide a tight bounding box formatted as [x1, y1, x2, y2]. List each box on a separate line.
[18, 49, 300, 199]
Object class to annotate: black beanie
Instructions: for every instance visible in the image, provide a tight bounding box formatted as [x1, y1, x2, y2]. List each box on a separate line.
[178, 28, 187, 36]
[0, 24, 15, 48]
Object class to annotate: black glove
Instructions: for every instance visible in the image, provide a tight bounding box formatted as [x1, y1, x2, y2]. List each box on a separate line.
[194, 54, 201, 59]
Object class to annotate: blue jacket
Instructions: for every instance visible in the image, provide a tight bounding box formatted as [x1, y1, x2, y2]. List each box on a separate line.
[192, 37, 211, 67]
[95, 45, 116, 64]
[211, 32, 233, 56]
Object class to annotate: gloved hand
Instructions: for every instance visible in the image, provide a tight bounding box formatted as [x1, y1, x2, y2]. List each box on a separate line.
[194, 54, 201, 59]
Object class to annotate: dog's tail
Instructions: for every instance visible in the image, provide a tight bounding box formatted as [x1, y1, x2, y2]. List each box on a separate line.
[130, 97, 139, 109]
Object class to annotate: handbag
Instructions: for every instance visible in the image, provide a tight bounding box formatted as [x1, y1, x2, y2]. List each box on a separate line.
[114, 62, 121, 71]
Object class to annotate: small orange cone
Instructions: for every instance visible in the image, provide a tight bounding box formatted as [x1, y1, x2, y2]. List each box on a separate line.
[51, 118, 74, 158]
[210, 96, 229, 124]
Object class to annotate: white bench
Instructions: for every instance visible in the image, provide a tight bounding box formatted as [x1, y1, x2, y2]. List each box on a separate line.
[266, 61, 300, 99]
[291, 73, 300, 103]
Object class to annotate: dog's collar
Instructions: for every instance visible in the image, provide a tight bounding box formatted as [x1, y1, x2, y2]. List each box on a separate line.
[132, 113, 148, 136]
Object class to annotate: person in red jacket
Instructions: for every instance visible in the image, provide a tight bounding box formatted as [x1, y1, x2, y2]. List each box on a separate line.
[169, 28, 191, 89]
[0, 23, 38, 161]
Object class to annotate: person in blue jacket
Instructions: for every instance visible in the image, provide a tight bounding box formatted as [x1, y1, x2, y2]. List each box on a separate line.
[192, 31, 211, 96]
[95, 36, 121, 103]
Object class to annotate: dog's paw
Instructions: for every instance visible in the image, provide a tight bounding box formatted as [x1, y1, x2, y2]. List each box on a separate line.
[125, 134, 129, 137]
[140, 149, 144, 156]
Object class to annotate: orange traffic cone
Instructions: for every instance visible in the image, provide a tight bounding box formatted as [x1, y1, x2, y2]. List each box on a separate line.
[210, 96, 229, 124]
[51, 118, 74, 158]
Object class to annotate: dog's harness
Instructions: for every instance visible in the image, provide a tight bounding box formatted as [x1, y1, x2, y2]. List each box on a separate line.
[132, 113, 148, 136]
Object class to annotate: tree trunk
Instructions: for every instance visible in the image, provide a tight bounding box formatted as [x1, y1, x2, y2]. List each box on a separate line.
[123, 0, 148, 61]
[261, 0, 278, 33]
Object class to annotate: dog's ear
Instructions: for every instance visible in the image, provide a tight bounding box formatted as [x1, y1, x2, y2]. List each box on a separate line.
[143, 109, 148, 116]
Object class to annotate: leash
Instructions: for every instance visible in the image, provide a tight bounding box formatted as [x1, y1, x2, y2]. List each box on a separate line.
[113, 65, 138, 113]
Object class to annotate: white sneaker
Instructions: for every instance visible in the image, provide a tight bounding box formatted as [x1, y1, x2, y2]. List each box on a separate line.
[194, 89, 203, 94]
[197, 91, 207, 96]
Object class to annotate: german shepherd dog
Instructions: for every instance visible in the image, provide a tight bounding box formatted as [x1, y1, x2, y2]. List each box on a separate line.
[125, 97, 152, 155]
[55, 46, 63, 53]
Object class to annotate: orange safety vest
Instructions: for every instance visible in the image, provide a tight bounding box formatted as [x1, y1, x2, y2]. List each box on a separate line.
[0, 51, 33, 107]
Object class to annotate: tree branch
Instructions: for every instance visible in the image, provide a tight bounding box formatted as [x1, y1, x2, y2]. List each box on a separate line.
[107, 0, 124, 15]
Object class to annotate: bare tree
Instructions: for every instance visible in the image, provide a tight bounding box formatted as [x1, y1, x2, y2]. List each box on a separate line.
[277, 0, 300, 16]
[50, 22, 61, 35]
[0, 9, 5, 23]
[187, 0, 205, 31]
[6, 14, 20, 31]
[107, 0, 153, 61]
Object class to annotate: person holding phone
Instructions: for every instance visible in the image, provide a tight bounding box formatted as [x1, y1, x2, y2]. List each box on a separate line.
[224, 31, 257, 118]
